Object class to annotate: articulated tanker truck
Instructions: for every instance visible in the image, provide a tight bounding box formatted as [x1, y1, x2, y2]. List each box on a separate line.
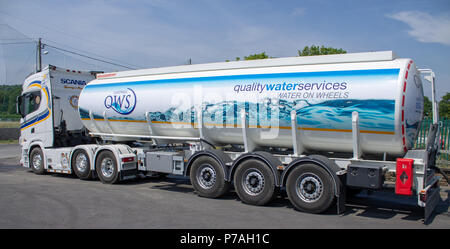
[17, 51, 444, 222]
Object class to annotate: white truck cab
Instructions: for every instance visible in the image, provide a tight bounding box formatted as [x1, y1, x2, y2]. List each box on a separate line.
[17, 65, 99, 173]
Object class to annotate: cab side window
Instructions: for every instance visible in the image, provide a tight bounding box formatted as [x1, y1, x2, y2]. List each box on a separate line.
[23, 91, 41, 116]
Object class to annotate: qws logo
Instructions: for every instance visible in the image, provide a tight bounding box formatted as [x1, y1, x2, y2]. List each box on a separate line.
[104, 88, 137, 115]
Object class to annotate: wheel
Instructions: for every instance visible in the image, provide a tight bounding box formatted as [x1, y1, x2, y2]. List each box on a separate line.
[30, 147, 45, 175]
[190, 156, 230, 198]
[72, 149, 93, 180]
[233, 159, 277, 206]
[286, 164, 335, 213]
[95, 150, 120, 184]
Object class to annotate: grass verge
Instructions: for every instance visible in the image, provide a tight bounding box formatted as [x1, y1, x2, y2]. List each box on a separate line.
[0, 139, 18, 144]
[0, 121, 19, 128]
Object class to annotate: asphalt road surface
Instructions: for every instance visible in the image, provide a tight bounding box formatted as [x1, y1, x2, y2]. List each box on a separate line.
[0, 144, 449, 229]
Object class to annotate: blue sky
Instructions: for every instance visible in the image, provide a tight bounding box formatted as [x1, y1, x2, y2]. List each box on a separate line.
[1, 0, 450, 99]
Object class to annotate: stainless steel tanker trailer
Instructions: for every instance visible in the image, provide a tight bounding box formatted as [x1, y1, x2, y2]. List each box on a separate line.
[17, 51, 445, 222]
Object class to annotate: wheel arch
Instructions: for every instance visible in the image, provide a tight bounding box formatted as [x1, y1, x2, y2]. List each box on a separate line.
[185, 149, 231, 181]
[92, 144, 136, 173]
[27, 142, 44, 168]
[229, 151, 282, 187]
[281, 155, 343, 198]
[69, 145, 97, 172]
[93, 147, 119, 172]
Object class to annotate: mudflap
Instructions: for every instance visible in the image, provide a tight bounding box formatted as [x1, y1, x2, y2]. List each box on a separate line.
[337, 174, 346, 215]
[423, 182, 441, 224]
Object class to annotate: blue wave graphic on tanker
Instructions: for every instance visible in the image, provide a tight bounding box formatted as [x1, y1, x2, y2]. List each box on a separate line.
[293, 99, 394, 131]
[145, 99, 395, 132]
[406, 120, 420, 146]
[104, 88, 137, 115]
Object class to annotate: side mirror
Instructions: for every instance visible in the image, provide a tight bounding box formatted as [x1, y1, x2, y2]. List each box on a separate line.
[16, 95, 24, 118]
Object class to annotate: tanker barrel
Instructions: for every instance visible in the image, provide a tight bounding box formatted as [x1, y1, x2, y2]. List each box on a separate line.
[78, 54, 424, 157]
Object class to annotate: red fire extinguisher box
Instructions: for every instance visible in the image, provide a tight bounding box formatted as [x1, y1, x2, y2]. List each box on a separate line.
[396, 158, 414, 195]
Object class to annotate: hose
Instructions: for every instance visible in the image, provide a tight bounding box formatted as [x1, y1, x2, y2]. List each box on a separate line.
[200, 138, 216, 150]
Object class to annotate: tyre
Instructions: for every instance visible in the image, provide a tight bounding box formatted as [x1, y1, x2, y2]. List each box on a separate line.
[190, 156, 230, 198]
[30, 147, 45, 175]
[72, 149, 93, 180]
[286, 164, 335, 213]
[95, 150, 120, 184]
[233, 159, 277, 206]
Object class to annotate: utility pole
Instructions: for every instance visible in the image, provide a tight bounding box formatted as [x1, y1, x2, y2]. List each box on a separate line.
[36, 38, 42, 73]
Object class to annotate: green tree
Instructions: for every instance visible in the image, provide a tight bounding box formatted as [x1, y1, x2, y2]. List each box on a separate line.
[423, 96, 432, 117]
[298, 45, 347, 56]
[0, 85, 22, 120]
[439, 92, 450, 119]
[227, 52, 270, 62]
[244, 52, 269, 60]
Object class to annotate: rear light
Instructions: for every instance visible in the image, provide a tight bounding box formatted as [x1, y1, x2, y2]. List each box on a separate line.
[121, 156, 135, 163]
[419, 190, 427, 202]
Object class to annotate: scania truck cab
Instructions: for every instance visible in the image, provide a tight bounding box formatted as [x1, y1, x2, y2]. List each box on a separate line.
[17, 65, 99, 174]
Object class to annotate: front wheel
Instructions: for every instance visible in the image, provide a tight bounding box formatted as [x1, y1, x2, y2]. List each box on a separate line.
[286, 164, 335, 214]
[95, 150, 120, 184]
[30, 147, 45, 175]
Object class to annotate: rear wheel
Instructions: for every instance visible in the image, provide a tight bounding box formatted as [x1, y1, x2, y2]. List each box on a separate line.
[72, 149, 93, 180]
[286, 164, 335, 213]
[233, 159, 277, 206]
[30, 147, 45, 175]
[96, 150, 120, 184]
[190, 156, 230, 198]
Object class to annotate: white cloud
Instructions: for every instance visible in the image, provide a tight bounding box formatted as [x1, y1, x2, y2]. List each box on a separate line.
[388, 11, 450, 46]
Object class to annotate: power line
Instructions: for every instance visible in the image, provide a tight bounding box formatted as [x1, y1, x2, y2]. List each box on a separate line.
[0, 23, 34, 40]
[0, 38, 34, 41]
[44, 45, 117, 72]
[0, 41, 35, 45]
[43, 43, 137, 70]
[0, 11, 106, 48]
[0, 11, 144, 64]
[42, 38, 143, 69]
[0, 22, 141, 71]
[10, 46, 36, 84]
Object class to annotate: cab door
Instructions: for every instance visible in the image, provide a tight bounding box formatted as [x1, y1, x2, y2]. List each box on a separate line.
[18, 77, 54, 148]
